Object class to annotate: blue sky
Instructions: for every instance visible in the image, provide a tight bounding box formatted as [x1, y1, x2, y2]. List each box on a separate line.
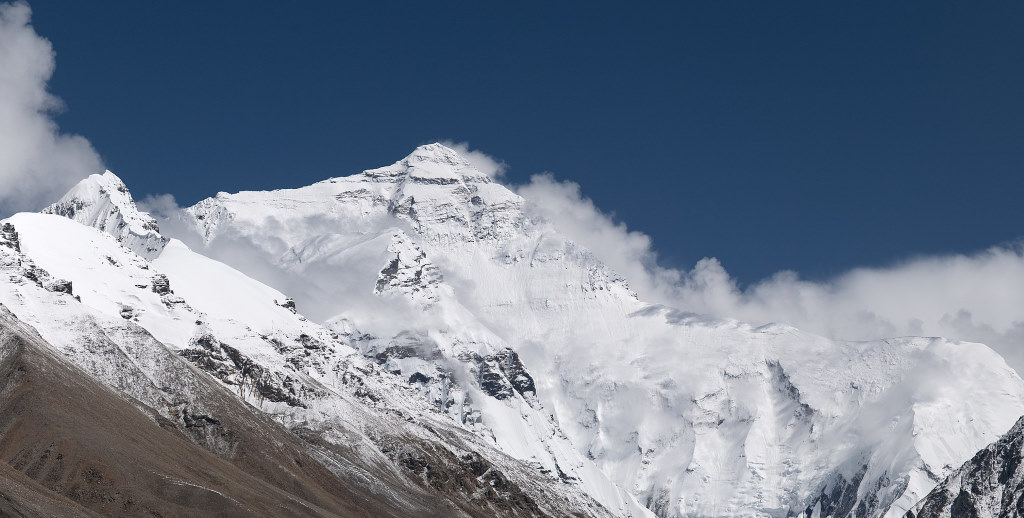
[26, 1, 1024, 284]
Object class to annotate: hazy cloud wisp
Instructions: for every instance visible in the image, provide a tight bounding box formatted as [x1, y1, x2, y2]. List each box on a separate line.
[515, 172, 1024, 374]
[0, 2, 102, 214]
[441, 140, 507, 179]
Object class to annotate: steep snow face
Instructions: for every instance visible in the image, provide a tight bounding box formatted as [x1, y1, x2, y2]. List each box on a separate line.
[907, 416, 1024, 518]
[42, 171, 168, 259]
[54, 144, 1024, 518]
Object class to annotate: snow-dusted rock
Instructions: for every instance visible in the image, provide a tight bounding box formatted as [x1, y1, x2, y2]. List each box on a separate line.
[907, 416, 1024, 518]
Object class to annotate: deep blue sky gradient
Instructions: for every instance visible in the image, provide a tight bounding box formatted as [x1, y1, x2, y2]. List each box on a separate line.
[29, 2, 1024, 284]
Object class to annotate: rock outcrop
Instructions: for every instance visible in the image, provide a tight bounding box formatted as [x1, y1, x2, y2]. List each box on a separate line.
[907, 416, 1024, 518]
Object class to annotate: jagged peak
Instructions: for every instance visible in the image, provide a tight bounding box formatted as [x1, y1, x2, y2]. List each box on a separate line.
[44, 169, 155, 231]
[65, 170, 131, 197]
[42, 169, 168, 259]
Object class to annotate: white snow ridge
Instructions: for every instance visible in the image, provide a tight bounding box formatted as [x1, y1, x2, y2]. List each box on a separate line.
[2, 143, 1022, 518]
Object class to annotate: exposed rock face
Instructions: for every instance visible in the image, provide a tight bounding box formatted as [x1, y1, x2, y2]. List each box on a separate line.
[907, 416, 1024, 518]
[493, 348, 536, 398]
[461, 349, 537, 403]
[799, 464, 908, 518]
[276, 297, 297, 313]
[151, 273, 171, 295]
[1, 222, 21, 252]
[42, 277, 73, 295]
[374, 232, 443, 304]
[0, 223, 75, 298]
[179, 333, 316, 408]
[118, 305, 134, 319]
[355, 330, 482, 428]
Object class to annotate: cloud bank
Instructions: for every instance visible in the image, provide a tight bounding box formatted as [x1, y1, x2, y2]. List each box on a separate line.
[515, 172, 1024, 374]
[0, 1, 102, 214]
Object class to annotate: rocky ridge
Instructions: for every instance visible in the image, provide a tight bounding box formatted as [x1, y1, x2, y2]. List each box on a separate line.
[907, 416, 1024, 518]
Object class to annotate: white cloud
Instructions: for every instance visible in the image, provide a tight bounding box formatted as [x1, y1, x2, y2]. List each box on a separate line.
[514, 172, 1024, 375]
[440, 140, 507, 179]
[136, 193, 180, 219]
[701, 246, 1024, 370]
[515, 173, 683, 303]
[0, 2, 102, 214]
[142, 192, 431, 339]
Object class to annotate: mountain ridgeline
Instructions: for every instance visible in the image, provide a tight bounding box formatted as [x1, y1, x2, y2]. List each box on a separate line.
[0, 143, 1019, 517]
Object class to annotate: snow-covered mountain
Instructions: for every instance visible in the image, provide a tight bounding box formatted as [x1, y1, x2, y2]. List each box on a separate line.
[4, 143, 1023, 517]
[151, 143, 1024, 517]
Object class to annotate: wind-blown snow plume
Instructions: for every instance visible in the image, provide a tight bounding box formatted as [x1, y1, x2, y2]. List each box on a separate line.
[516, 173, 684, 302]
[440, 141, 507, 179]
[0, 1, 102, 214]
[139, 192, 430, 337]
[516, 172, 1024, 375]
